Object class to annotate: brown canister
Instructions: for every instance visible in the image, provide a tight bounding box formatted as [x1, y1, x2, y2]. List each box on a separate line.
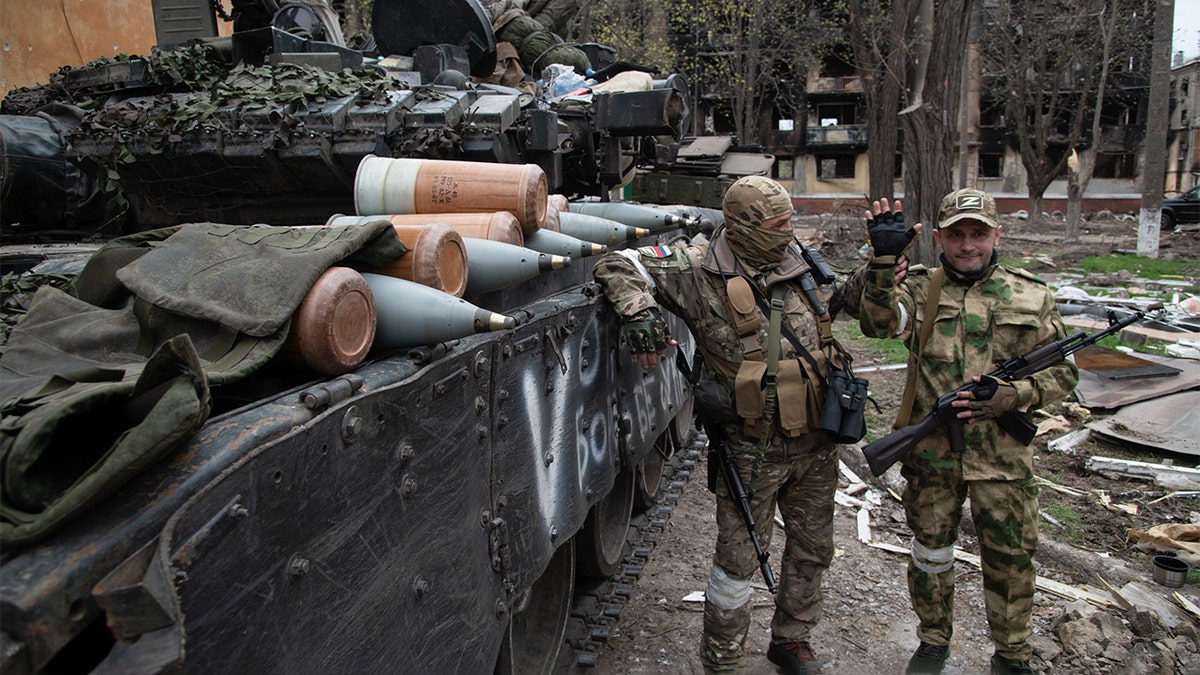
[547, 193, 569, 214]
[539, 204, 560, 232]
[354, 155, 547, 236]
[327, 212, 523, 247]
[282, 266, 377, 376]
[370, 222, 469, 298]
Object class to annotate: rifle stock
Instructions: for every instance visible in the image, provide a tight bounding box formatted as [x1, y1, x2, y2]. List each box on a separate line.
[863, 412, 940, 476]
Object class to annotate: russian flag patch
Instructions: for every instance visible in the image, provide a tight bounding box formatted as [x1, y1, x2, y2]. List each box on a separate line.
[639, 245, 672, 258]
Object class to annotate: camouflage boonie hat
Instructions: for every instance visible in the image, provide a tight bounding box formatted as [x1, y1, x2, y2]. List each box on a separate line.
[937, 188, 998, 229]
[722, 175, 793, 229]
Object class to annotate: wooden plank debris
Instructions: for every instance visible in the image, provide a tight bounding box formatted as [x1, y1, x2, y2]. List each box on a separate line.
[1085, 456, 1200, 489]
[1047, 428, 1092, 454]
[1113, 581, 1192, 628]
[1147, 490, 1200, 505]
[1064, 316, 1200, 345]
[1033, 475, 1087, 497]
[866, 543, 1118, 608]
[857, 509, 871, 544]
[1174, 592, 1200, 621]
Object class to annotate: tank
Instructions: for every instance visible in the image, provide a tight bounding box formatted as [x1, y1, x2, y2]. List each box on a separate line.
[0, 1, 701, 672]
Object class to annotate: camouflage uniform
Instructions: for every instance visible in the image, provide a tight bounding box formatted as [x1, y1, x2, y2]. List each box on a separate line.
[859, 230, 1077, 661]
[593, 179, 862, 673]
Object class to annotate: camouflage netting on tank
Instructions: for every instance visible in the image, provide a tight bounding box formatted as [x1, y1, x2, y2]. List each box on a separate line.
[70, 61, 393, 150]
[0, 44, 230, 117]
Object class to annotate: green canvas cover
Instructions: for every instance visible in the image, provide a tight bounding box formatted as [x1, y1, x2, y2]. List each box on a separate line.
[0, 221, 405, 545]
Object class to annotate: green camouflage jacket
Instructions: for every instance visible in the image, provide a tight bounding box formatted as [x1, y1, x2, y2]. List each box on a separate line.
[859, 260, 1079, 480]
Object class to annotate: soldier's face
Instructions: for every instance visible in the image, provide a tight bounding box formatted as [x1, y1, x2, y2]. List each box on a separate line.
[933, 220, 1001, 274]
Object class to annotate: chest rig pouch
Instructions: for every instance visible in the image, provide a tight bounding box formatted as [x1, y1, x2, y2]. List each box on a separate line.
[725, 276, 831, 440]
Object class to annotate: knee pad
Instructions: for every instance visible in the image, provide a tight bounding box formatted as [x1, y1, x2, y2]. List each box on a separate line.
[911, 538, 955, 574]
[705, 563, 752, 610]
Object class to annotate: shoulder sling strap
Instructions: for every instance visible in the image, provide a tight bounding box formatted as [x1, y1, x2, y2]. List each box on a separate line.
[894, 267, 943, 428]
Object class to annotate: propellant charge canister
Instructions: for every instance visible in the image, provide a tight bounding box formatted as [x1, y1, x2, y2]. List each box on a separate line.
[281, 266, 376, 375]
[327, 212, 525, 247]
[355, 155, 547, 235]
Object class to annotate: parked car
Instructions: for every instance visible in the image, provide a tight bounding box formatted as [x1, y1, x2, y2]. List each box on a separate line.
[1160, 185, 1200, 230]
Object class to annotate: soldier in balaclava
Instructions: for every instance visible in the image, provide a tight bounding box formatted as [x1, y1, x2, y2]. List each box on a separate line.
[593, 176, 866, 674]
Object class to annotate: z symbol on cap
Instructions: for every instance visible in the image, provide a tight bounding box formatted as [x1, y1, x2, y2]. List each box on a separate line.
[956, 194, 983, 210]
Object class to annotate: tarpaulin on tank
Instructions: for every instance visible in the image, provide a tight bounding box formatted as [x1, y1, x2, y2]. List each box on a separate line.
[0, 104, 107, 229]
[0, 221, 406, 546]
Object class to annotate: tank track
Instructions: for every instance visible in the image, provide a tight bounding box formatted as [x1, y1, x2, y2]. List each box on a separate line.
[560, 430, 707, 671]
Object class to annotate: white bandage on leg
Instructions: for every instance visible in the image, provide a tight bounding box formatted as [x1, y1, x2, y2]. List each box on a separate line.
[911, 538, 955, 574]
[705, 563, 752, 610]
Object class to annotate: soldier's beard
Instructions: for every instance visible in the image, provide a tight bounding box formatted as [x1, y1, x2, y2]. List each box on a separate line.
[726, 225, 792, 270]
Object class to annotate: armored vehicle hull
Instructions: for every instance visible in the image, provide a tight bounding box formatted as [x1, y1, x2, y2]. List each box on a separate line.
[0, 0, 703, 671]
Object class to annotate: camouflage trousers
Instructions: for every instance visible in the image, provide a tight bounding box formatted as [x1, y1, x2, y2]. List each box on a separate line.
[700, 429, 837, 674]
[901, 463, 1040, 661]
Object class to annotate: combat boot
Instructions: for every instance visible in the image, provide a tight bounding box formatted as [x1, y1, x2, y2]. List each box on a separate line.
[767, 640, 819, 674]
[990, 654, 1037, 675]
[905, 642, 949, 674]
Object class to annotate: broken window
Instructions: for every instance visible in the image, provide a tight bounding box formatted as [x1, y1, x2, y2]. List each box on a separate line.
[816, 103, 857, 127]
[1094, 152, 1137, 178]
[816, 154, 855, 179]
[978, 152, 1004, 178]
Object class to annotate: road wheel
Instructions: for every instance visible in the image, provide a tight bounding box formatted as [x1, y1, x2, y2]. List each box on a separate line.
[633, 434, 669, 512]
[495, 538, 575, 675]
[1161, 211, 1176, 230]
[575, 467, 634, 578]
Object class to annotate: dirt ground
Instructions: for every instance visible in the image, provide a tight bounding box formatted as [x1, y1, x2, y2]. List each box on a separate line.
[587, 215, 1200, 674]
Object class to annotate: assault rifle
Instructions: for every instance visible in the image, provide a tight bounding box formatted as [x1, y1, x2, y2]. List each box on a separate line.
[675, 350, 778, 594]
[862, 304, 1160, 477]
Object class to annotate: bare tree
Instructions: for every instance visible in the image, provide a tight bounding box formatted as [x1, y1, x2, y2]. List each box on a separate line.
[1064, 0, 1120, 241]
[978, 0, 1115, 230]
[898, 0, 972, 265]
[846, 0, 911, 203]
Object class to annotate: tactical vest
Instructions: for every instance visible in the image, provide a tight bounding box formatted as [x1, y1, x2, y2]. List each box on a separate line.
[690, 247, 849, 440]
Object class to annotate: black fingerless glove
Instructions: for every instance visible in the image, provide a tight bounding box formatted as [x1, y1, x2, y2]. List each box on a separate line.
[867, 209, 916, 259]
[965, 375, 1019, 421]
[625, 308, 670, 354]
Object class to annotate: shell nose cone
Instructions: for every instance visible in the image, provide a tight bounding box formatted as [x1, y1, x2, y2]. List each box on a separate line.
[475, 309, 517, 332]
[539, 254, 572, 271]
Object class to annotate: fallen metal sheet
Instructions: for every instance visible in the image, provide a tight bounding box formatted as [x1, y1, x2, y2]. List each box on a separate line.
[1086, 391, 1200, 457]
[1074, 351, 1200, 408]
[1074, 346, 1182, 380]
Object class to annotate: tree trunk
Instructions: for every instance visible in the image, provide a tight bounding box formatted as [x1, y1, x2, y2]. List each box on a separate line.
[1138, 0, 1174, 257]
[848, 0, 910, 202]
[898, 0, 970, 267]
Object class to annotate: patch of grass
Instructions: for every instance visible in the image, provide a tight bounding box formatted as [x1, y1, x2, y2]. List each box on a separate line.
[1188, 567, 1200, 587]
[1041, 501, 1084, 543]
[999, 255, 1053, 270]
[836, 320, 908, 364]
[1094, 334, 1169, 356]
[1078, 254, 1200, 280]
